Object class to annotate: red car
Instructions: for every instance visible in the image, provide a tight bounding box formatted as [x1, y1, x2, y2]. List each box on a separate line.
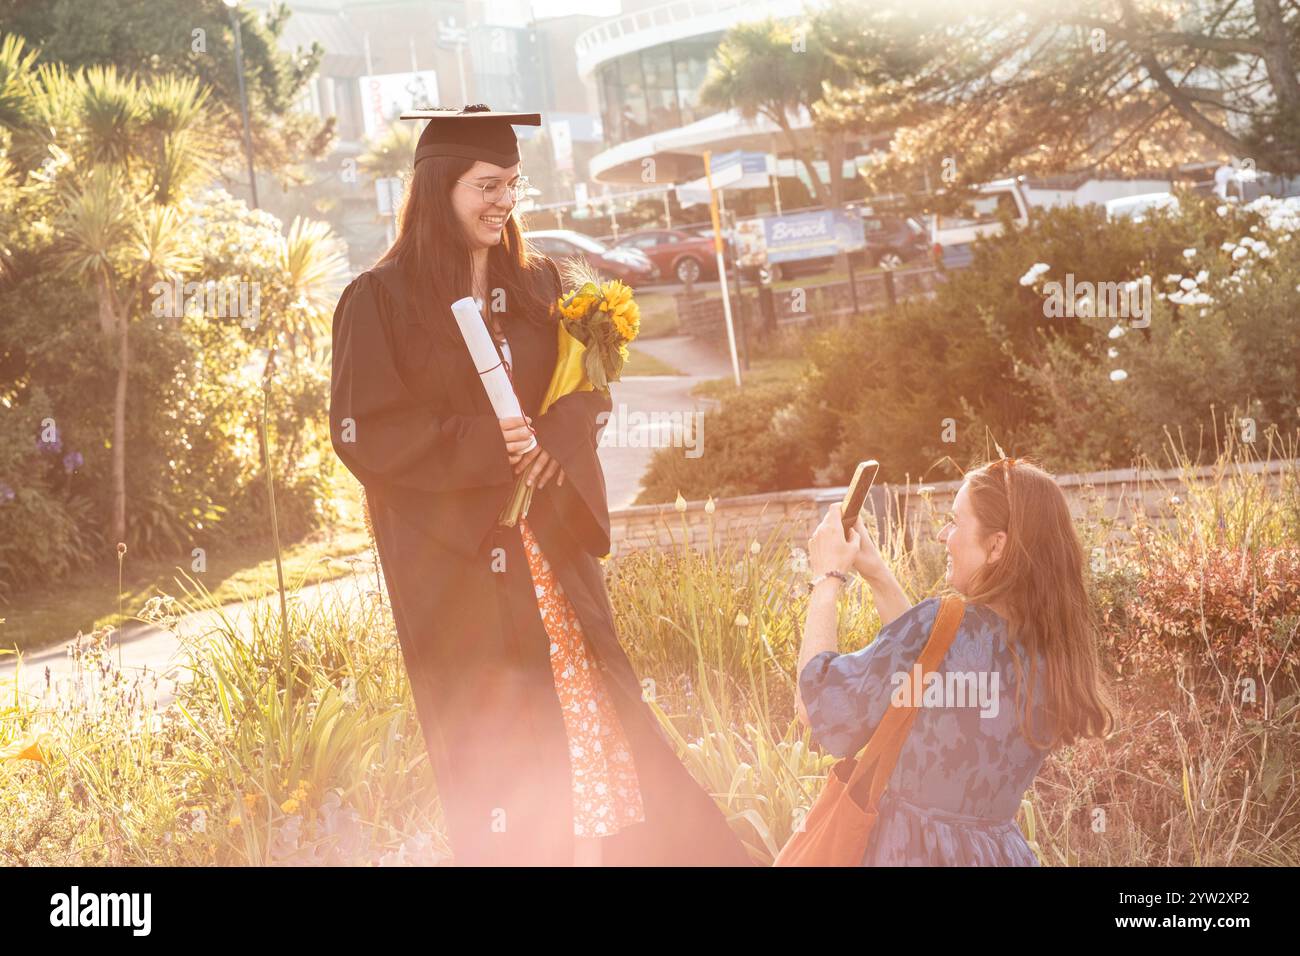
[611, 228, 720, 285]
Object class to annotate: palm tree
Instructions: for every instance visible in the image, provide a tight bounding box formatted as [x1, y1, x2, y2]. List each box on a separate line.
[5, 35, 349, 549]
[265, 214, 350, 373]
[700, 17, 852, 208]
[357, 121, 418, 182]
[15, 55, 211, 545]
[257, 213, 350, 475]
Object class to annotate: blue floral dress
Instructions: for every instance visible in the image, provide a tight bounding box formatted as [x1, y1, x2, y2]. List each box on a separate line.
[799, 598, 1052, 866]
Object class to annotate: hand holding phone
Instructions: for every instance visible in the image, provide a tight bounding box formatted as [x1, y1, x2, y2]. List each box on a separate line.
[840, 460, 879, 537]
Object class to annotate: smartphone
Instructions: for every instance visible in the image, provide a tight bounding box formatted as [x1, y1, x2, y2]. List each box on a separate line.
[840, 460, 879, 535]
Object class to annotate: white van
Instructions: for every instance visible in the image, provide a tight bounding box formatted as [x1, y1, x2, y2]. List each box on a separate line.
[929, 178, 1032, 268]
[1104, 191, 1181, 222]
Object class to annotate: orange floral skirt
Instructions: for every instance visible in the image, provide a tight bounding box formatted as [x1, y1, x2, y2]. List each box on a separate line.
[518, 518, 646, 837]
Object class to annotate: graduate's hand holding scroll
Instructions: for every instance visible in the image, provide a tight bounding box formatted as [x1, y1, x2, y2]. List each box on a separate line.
[499, 416, 565, 490]
[500, 416, 535, 461]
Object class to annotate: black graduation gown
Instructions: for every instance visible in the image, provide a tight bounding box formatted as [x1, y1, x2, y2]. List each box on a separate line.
[329, 257, 754, 866]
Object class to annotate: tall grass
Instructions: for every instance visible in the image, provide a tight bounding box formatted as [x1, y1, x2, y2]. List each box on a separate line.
[606, 508, 890, 858]
[1026, 427, 1300, 866]
[2, 439, 1296, 865]
[0, 560, 448, 865]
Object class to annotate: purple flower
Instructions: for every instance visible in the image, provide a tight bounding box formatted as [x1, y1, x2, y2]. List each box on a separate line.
[0, 483, 13, 503]
[63, 450, 83, 473]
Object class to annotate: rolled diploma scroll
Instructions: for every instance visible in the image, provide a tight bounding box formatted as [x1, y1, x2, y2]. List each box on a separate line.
[449, 296, 537, 454]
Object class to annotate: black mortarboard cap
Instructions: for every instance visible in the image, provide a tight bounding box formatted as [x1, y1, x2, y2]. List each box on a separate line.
[401, 104, 542, 168]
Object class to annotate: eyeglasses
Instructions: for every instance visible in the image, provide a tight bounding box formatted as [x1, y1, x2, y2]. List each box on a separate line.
[456, 176, 531, 205]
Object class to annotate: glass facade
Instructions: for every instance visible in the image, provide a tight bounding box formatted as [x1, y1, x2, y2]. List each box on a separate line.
[594, 33, 724, 147]
[471, 25, 548, 112]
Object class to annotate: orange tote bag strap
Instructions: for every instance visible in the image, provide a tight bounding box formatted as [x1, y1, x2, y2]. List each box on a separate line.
[774, 595, 966, 866]
[845, 596, 966, 810]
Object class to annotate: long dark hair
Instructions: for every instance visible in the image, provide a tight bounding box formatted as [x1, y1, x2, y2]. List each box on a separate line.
[375, 151, 557, 339]
[961, 458, 1115, 751]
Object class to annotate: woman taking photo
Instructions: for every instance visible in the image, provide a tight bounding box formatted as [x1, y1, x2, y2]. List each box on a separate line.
[796, 458, 1114, 865]
[329, 105, 750, 867]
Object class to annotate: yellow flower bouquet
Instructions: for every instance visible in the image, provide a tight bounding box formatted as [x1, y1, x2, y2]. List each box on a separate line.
[498, 260, 641, 526]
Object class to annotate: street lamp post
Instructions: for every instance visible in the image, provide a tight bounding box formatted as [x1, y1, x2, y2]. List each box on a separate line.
[224, 0, 259, 209]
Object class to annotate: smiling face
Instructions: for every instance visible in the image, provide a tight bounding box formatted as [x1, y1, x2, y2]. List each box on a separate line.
[937, 480, 1007, 594]
[451, 160, 522, 250]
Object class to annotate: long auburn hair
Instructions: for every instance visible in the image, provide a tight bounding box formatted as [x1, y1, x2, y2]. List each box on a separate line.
[959, 458, 1115, 751]
[374, 148, 557, 338]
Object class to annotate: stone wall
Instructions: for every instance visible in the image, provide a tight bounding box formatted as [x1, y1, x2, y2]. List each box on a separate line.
[606, 459, 1296, 558]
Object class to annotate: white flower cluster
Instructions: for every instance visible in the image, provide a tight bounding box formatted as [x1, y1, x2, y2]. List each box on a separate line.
[1242, 195, 1300, 234]
[1224, 235, 1273, 261]
[1164, 195, 1299, 308]
[1166, 269, 1213, 306]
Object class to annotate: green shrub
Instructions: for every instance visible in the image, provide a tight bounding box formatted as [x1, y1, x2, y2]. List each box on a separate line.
[639, 194, 1300, 498]
[0, 189, 343, 599]
[633, 379, 816, 503]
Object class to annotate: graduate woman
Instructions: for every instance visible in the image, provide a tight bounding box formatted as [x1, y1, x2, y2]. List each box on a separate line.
[329, 105, 752, 867]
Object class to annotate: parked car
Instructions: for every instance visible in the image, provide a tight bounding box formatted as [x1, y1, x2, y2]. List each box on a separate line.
[611, 228, 719, 284]
[928, 178, 1032, 269]
[860, 213, 930, 270]
[677, 219, 847, 281]
[676, 223, 736, 258]
[523, 229, 655, 285]
[677, 222, 721, 240]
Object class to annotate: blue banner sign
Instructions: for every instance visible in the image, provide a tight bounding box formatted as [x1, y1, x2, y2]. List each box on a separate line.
[761, 209, 865, 263]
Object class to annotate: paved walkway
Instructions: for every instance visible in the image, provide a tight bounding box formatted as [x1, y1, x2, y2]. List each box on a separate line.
[600, 333, 731, 509]
[1, 571, 376, 715]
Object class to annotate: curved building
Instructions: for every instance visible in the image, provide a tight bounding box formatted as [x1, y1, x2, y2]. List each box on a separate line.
[576, 0, 813, 186]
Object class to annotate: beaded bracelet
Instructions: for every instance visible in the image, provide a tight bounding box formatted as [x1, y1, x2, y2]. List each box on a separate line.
[807, 570, 848, 593]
